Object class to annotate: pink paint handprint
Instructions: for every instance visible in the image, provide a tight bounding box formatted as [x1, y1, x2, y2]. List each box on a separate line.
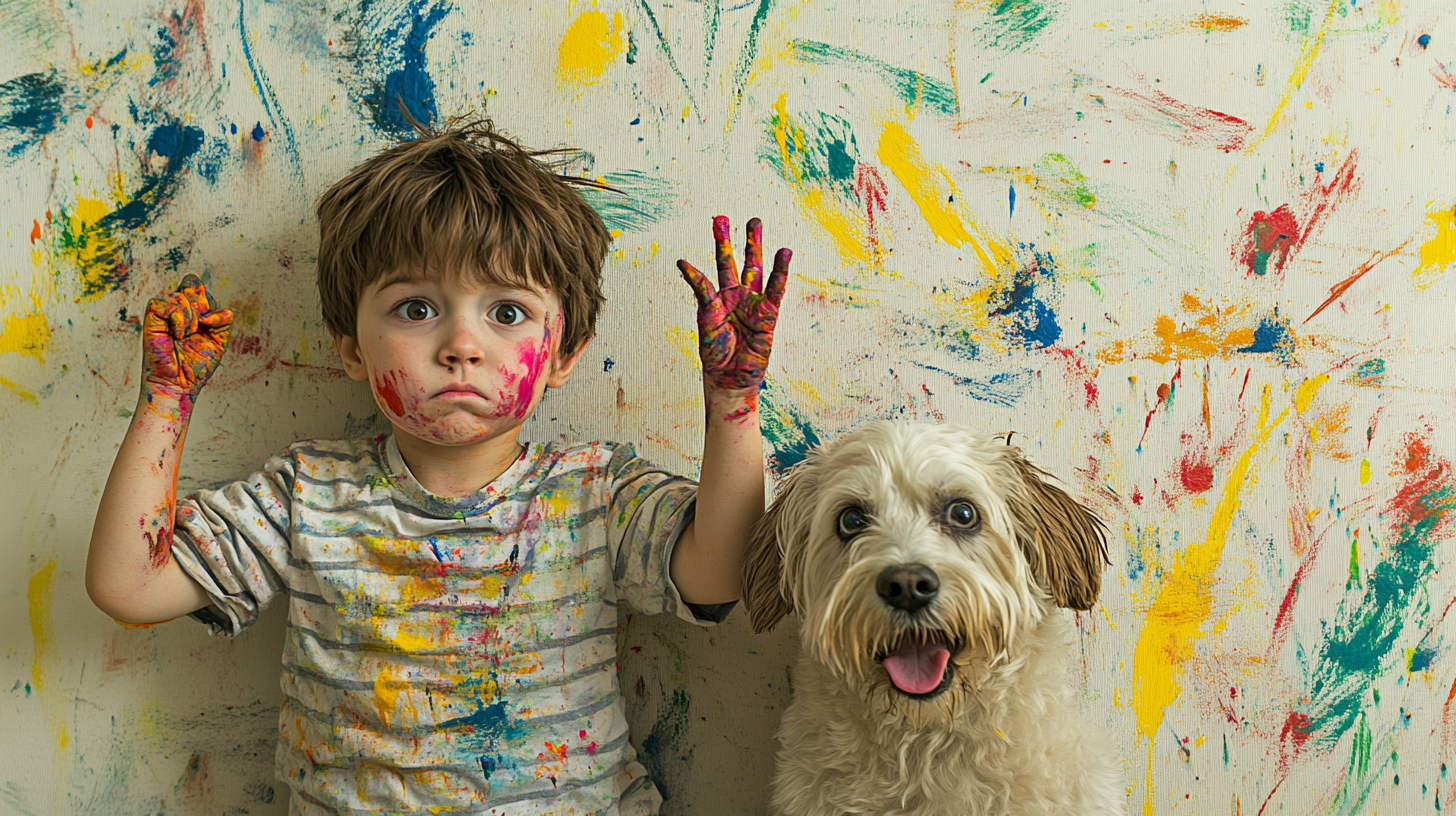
[141, 274, 233, 407]
[677, 216, 791, 395]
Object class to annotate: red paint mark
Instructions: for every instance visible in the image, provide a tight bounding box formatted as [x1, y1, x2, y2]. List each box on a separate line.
[374, 372, 407, 417]
[1238, 205, 1300, 276]
[1299, 151, 1361, 247]
[85, 116, 94, 129]
[1304, 240, 1412, 324]
[854, 163, 889, 236]
[1131, 484, 1143, 505]
[143, 525, 174, 568]
[543, 741, 568, 762]
[1434, 61, 1456, 89]
[1178, 457, 1214, 494]
[1108, 84, 1252, 152]
[1138, 366, 1181, 447]
[1238, 369, 1250, 401]
[29, 219, 40, 243]
[232, 335, 263, 355]
[1259, 712, 1314, 815]
[586, 741, 597, 756]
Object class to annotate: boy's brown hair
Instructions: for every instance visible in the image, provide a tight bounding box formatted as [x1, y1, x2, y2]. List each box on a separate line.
[316, 114, 610, 357]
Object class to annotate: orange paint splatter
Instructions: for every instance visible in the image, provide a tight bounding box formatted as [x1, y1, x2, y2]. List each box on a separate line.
[29, 219, 41, 243]
[1190, 13, 1247, 31]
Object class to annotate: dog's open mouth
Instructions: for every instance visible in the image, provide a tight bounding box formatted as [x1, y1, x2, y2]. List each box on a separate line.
[879, 632, 955, 697]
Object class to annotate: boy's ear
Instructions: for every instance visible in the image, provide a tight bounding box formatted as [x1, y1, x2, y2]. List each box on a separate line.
[546, 337, 591, 388]
[332, 331, 369, 382]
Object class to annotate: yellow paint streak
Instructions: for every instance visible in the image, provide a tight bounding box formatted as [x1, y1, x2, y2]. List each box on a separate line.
[1132, 386, 1288, 811]
[28, 559, 57, 694]
[556, 11, 626, 88]
[770, 93, 873, 266]
[876, 121, 974, 249]
[1189, 13, 1247, 31]
[0, 312, 50, 363]
[0, 375, 38, 404]
[1294, 373, 1328, 413]
[1412, 205, 1456, 290]
[1360, 459, 1372, 485]
[1249, 0, 1342, 150]
[665, 326, 699, 366]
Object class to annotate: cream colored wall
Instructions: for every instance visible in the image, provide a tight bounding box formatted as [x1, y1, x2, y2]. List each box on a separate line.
[4, 2, 1456, 814]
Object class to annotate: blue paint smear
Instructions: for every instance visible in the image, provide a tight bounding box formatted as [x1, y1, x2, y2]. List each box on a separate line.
[102, 124, 205, 234]
[355, 0, 452, 137]
[1009, 181, 1016, 218]
[989, 244, 1062, 349]
[1237, 312, 1296, 364]
[0, 70, 68, 160]
[238, 4, 302, 180]
[913, 363, 1037, 407]
[1418, 33, 1431, 48]
[251, 122, 265, 142]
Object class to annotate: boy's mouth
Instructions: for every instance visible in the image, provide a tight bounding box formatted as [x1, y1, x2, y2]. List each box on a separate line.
[434, 383, 487, 399]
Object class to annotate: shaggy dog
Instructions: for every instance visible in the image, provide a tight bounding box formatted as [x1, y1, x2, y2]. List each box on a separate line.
[743, 421, 1123, 816]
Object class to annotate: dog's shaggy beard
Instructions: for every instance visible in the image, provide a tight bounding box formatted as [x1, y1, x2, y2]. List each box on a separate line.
[803, 534, 1042, 728]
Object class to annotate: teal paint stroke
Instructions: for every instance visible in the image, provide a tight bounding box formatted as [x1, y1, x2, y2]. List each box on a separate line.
[755, 106, 861, 201]
[577, 170, 679, 234]
[631, 0, 701, 116]
[759, 380, 824, 478]
[1296, 441, 1455, 752]
[730, 0, 775, 106]
[976, 0, 1060, 52]
[786, 39, 959, 117]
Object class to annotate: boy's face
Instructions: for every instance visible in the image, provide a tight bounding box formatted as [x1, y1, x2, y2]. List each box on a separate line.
[334, 270, 585, 452]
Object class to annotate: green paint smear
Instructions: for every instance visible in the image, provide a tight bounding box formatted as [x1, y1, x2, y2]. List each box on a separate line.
[1301, 463, 1455, 748]
[977, 0, 1060, 52]
[577, 170, 679, 234]
[786, 39, 959, 117]
[632, 0, 699, 114]
[1037, 152, 1096, 209]
[757, 104, 861, 201]
[731, 0, 775, 105]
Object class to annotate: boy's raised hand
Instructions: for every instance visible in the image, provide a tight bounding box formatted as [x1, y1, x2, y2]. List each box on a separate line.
[677, 216, 791, 394]
[142, 274, 233, 401]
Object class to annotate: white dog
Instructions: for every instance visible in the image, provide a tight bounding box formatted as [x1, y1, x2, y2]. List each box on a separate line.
[743, 421, 1123, 816]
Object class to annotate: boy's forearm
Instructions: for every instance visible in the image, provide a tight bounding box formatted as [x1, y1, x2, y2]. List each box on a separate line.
[669, 389, 765, 605]
[86, 392, 210, 623]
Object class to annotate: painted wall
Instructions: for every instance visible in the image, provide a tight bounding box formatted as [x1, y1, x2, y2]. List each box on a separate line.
[3, 1, 1455, 814]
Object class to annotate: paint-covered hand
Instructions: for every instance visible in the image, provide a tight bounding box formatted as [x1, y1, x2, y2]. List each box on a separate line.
[141, 274, 233, 400]
[678, 216, 791, 394]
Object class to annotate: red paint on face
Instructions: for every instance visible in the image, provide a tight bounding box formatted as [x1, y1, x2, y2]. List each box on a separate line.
[374, 371, 409, 417]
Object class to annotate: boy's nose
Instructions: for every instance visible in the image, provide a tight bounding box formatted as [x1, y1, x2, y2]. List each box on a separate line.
[438, 322, 485, 368]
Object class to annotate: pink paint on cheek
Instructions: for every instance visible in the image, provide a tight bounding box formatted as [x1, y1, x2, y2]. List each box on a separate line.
[503, 337, 552, 419]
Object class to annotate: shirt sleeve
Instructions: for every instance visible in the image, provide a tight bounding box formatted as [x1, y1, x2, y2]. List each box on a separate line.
[605, 444, 733, 625]
[169, 451, 297, 636]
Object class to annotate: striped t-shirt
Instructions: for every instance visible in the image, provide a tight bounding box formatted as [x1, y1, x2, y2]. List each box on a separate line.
[170, 435, 709, 815]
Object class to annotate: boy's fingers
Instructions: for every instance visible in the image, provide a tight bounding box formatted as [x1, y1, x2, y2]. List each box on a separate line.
[163, 294, 196, 339]
[677, 260, 718, 309]
[711, 215, 739, 290]
[765, 248, 792, 308]
[743, 218, 764, 293]
[198, 308, 234, 330]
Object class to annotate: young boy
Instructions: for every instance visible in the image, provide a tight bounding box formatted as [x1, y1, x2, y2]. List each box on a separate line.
[86, 116, 791, 815]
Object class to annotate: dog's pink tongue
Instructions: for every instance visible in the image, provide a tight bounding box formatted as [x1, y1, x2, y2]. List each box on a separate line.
[883, 639, 950, 695]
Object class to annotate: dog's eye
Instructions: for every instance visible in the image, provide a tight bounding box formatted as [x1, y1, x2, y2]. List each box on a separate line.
[837, 507, 869, 538]
[945, 501, 979, 528]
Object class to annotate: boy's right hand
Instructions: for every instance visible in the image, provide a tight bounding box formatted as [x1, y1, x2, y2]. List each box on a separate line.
[142, 274, 233, 400]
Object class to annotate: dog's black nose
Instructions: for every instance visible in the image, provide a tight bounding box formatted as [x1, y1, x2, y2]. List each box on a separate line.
[876, 564, 939, 613]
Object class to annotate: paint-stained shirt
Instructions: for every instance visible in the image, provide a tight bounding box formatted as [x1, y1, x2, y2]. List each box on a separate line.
[170, 435, 713, 816]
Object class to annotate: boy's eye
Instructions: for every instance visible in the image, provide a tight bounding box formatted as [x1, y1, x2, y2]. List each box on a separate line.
[490, 303, 528, 326]
[393, 300, 437, 321]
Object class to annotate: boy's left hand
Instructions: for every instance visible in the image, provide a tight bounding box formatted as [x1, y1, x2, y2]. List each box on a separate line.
[677, 216, 791, 394]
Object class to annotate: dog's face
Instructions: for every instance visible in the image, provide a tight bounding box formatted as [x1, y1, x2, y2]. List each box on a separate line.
[743, 422, 1108, 716]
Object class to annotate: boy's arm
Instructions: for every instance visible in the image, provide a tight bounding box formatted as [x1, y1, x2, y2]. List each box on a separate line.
[86, 275, 232, 624]
[669, 217, 790, 605]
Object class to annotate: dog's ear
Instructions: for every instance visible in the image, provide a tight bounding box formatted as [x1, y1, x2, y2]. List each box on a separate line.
[742, 468, 803, 634]
[1005, 451, 1110, 611]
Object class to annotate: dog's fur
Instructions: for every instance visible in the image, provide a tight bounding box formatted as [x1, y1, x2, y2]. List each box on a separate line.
[744, 422, 1123, 816]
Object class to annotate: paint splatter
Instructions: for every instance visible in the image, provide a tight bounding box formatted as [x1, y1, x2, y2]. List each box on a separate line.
[761, 95, 872, 264]
[1412, 204, 1456, 290]
[344, 0, 452, 136]
[577, 170, 679, 234]
[1098, 295, 1272, 364]
[556, 10, 627, 88]
[986, 244, 1063, 349]
[759, 381, 824, 477]
[0, 70, 70, 160]
[976, 0, 1059, 51]
[1238, 205, 1300, 276]
[877, 120, 975, 248]
[785, 40, 959, 117]
[1105, 84, 1253, 152]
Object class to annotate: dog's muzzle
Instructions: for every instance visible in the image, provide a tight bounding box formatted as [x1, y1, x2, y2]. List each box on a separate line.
[874, 564, 955, 698]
